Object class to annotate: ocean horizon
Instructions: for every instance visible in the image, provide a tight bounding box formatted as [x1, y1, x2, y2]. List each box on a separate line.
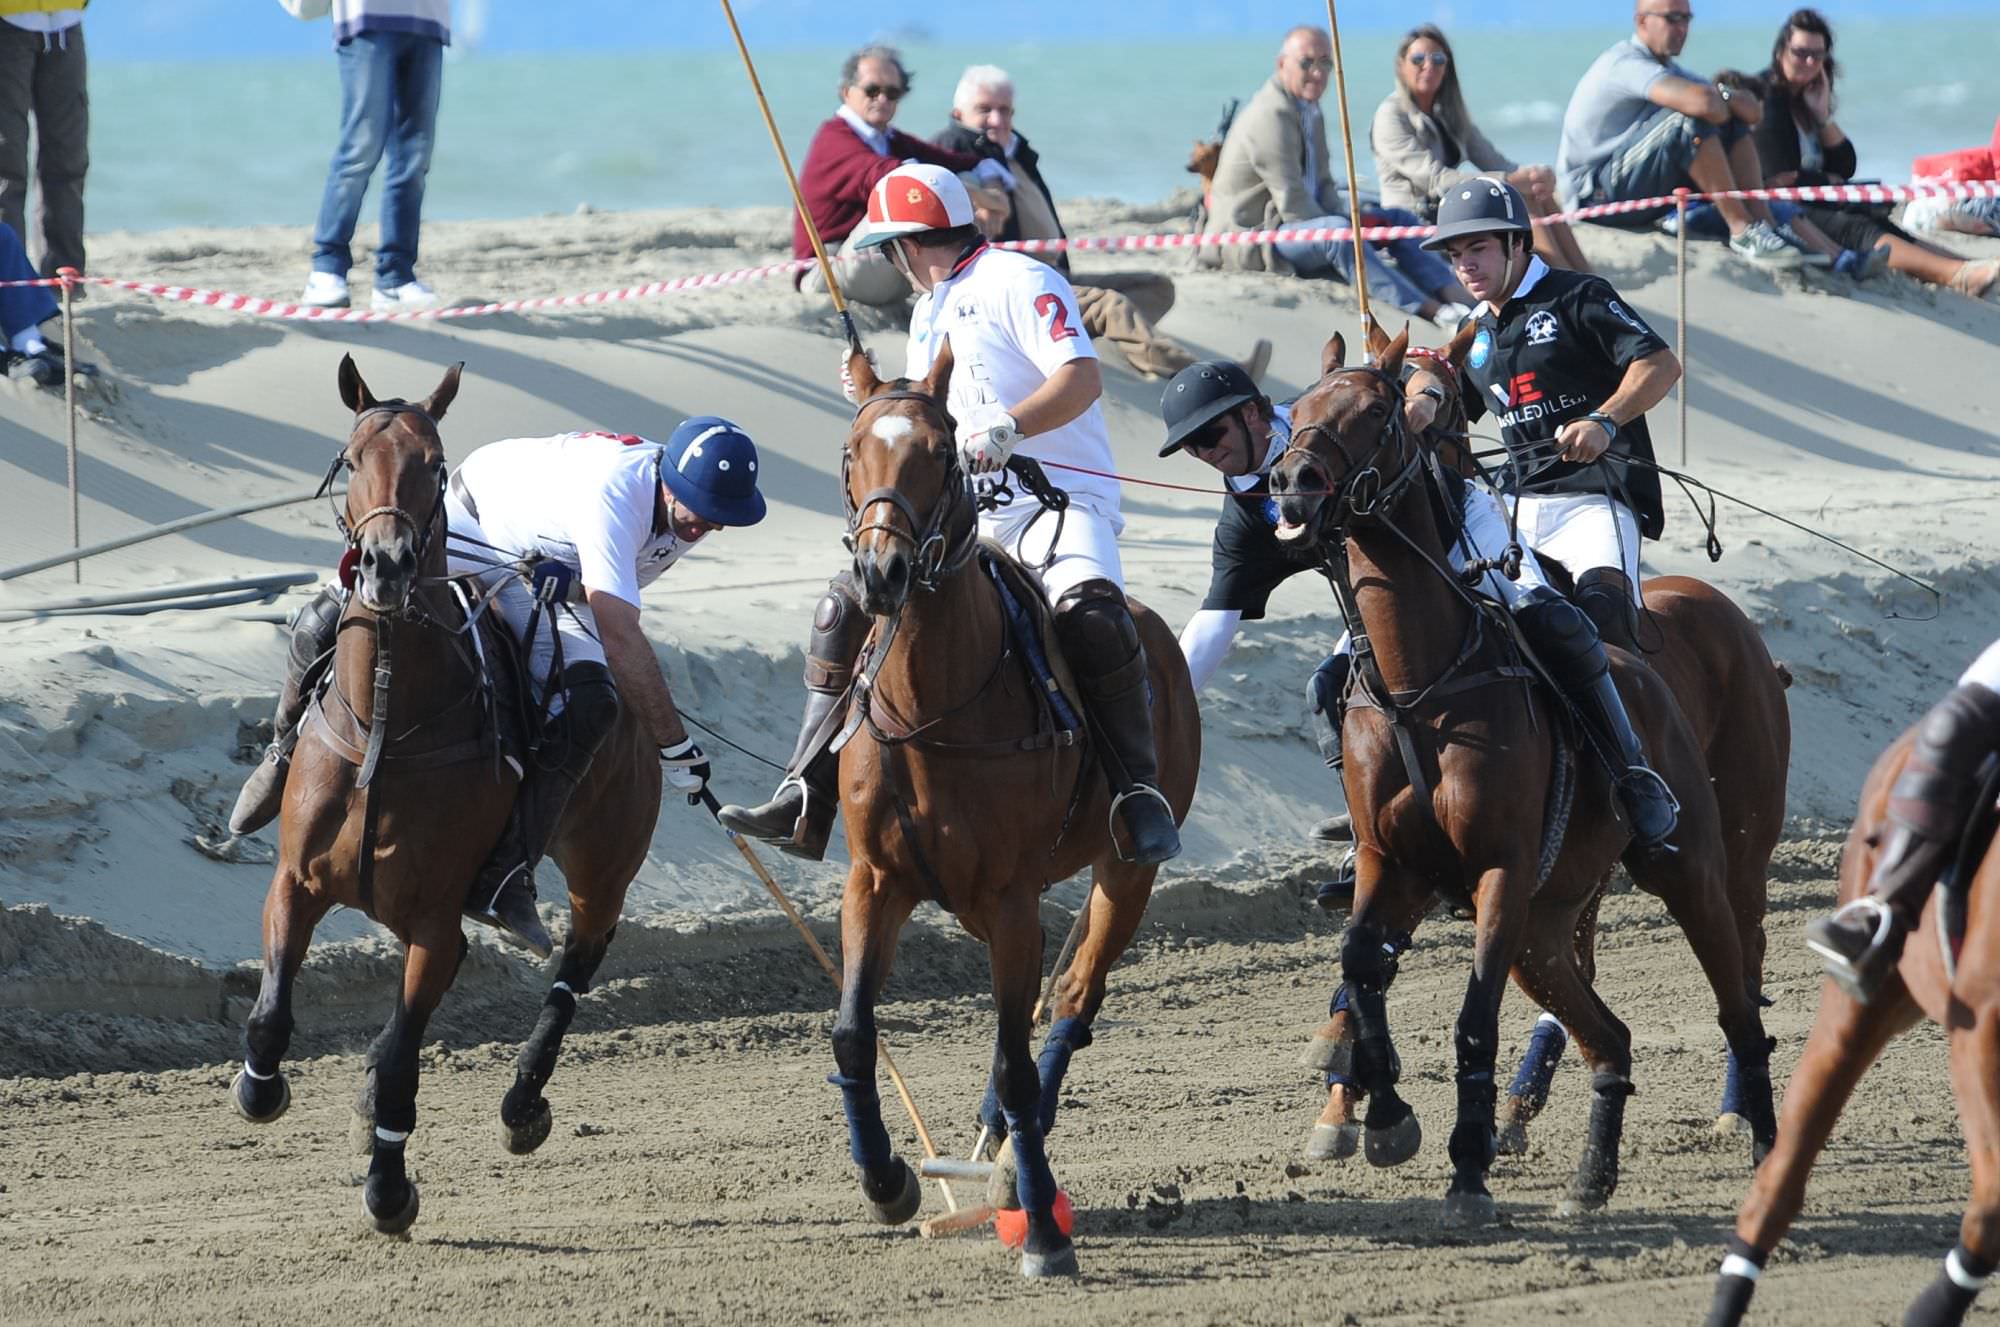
[94, 18, 1999, 238]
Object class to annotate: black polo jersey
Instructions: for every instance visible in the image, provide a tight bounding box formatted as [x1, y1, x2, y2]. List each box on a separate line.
[1461, 259, 1669, 539]
[1202, 402, 1305, 619]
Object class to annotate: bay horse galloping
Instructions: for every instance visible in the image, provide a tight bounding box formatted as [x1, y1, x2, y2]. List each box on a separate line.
[1710, 689, 2000, 1327]
[1309, 319, 1791, 1161]
[227, 356, 661, 1234]
[820, 346, 1199, 1276]
[1271, 326, 1776, 1224]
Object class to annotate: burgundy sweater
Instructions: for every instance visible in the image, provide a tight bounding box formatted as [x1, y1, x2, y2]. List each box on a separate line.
[792, 116, 983, 261]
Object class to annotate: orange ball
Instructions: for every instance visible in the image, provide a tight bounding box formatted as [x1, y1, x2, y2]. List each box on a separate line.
[994, 1189, 1075, 1249]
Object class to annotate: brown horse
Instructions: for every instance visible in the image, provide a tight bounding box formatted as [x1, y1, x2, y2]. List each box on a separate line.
[1709, 729, 2000, 1326]
[227, 356, 661, 1233]
[1269, 326, 1776, 1223]
[827, 346, 1200, 1276]
[1308, 321, 1791, 1161]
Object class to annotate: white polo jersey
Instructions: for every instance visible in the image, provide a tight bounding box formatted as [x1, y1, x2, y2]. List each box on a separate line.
[450, 431, 705, 609]
[904, 244, 1121, 513]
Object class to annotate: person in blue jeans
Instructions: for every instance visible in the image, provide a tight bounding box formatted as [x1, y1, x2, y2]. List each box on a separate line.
[1273, 201, 1473, 325]
[0, 219, 79, 388]
[301, 1, 449, 312]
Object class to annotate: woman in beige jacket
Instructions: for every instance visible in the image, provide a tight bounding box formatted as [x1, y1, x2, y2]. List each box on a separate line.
[1372, 24, 1591, 272]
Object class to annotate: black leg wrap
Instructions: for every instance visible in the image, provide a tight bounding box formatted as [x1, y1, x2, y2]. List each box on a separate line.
[1905, 1244, 1994, 1327]
[1567, 1072, 1636, 1208]
[1705, 1236, 1769, 1327]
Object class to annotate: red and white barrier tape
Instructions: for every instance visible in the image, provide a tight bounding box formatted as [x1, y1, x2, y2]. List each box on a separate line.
[21, 179, 1999, 317]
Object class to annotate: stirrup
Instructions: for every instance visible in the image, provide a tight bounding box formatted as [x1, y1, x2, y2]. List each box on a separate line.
[1618, 763, 1682, 852]
[465, 864, 553, 960]
[1107, 784, 1180, 864]
[1805, 897, 1897, 1002]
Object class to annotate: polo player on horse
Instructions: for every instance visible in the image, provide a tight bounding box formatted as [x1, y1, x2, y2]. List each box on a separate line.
[229, 417, 769, 957]
[720, 162, 1181, 866]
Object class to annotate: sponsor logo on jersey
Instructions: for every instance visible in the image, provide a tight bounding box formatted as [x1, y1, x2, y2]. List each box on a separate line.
[1607, 299, 1652, 336]
[1470, 328, 1493, 369]
[1524, 311, 1559, 346]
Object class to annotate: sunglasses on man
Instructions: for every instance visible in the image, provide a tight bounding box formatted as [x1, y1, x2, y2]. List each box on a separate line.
[1407, 52, 1450, 69]
[1294, 56, 1334, 74]
[857, 83, 906, 102]
[1643, 9, 1694, 25]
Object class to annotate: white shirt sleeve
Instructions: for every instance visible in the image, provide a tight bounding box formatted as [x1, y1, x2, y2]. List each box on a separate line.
[1178, 608, 1243, 692]
[1006, 261, 1097, 383]
[567, 470, 649, 609]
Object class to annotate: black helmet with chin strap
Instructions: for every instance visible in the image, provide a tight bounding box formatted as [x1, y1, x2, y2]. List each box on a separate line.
[1421, 176, 1534, 251]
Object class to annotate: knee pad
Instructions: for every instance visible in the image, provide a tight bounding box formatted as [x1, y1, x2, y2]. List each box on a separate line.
[806, 574, 869, 689]
[1307, 652, 1352, 768]
[557, 661, 621, 752]
[1514, 586, 1608, 691]
[288, 584, 346, 672]
[1575, 568, 1636, 646]
[1054, 579, 1139, 657]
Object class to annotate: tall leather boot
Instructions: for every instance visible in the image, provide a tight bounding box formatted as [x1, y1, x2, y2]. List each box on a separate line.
[1806, 681, 2000, 1002]
[1575, 567, 1639, 654]
[718, 576, 871, 860]
[466, 662, 622, 960]
[1056, 581, 1181, 866]
[228, 583, 345, 836]
[1307, 651, 1354, 843]
[1515, 587, 1678, 853]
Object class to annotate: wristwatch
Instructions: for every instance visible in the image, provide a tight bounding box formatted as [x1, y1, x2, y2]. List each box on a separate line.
[1716, 83, 1733, 104]
[1585, 410, 1620, 441]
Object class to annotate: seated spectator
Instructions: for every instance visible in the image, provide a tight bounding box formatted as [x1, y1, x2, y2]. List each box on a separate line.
[1372, 24, 1592, 272]
[0, 221, 77, 388]
[1208, 25, 1477, 325]
[935, 64, 1270, 382]
[795, 45, 1014, 307]
[1556, 3, 1832, 267]
[1755, 9, 1997, 299]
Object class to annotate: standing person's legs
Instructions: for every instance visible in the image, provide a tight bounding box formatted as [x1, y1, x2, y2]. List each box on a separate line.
[0, 27, 34, 256]
[0, 219, 56, 342]
[29, 23, 85, 277]
[376, 34, 442, 289]
[311, 35, 395, 280]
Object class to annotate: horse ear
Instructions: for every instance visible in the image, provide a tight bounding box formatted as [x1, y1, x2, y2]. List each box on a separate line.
[1380, 325, 1410, 377]
[1444, 314, 1481, 370]
[848, 346, 881, 402]
[337, 353, 377, 414]
[920, 336, 954, 402]
[1363, 313, 1392, 360]
[424, 361, 463, 422]
[1321, 332, 1347, 377]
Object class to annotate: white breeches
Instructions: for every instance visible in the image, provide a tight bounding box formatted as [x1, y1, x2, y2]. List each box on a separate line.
[446, 492, 603, 710]
[979, 493, 1125, 605]
[1962, 638, 2000, 691]
[1505, 490, 1643, 605]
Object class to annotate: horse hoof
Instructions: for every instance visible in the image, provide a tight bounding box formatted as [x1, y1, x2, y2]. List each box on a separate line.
[230, 1069, 290, 1124]
[365, 1181, 421, 1236]
[1301, 1037, 1352, 1076]
[866, 1160, 922, 1226]
[1365, 1112, 1422, 1168]
[986, 1136, 1021, 1211]
[1020, 1239, 1080, 1279]
[1305, 1122, 1359, 1162]
[1439, 1190, 1496, 1228]
[500, 1100, 553, 1156]
[1711, 1111, 1751, 1138]
[1494, 1119, 1530, 1156]
[1557, 1189, 1610, 1218]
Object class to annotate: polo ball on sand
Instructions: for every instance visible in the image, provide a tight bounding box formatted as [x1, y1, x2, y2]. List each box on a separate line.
[995, 1190, 1075, 1248]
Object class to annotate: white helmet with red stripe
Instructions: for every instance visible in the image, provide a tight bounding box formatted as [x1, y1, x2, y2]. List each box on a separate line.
[852, 162, 974, 249]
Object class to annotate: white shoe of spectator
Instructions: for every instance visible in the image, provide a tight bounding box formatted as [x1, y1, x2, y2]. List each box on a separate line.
[1729, 221, 1805, 268]
[372, 279, 439, 313]
[1433, 301, 1474, 329]
[1774, 221, 1833, 268]
[299, 271, 350, 308]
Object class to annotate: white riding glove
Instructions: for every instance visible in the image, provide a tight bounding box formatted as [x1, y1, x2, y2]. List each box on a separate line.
[660, 737, 710, 797]
[958, 407, 1021, 475]
[839, 348, 878, 405]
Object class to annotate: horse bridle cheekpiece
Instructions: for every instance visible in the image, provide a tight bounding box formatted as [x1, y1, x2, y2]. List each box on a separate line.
[843, 389, 975, 593]
[319, 403, 450, 604]
[1284, 364, 1425, 527]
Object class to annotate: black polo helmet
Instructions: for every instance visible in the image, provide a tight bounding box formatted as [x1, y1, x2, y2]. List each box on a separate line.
[1420, 176, 1534, 251]
[1159, 359, 1260, 457]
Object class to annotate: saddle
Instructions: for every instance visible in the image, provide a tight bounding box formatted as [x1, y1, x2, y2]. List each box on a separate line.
[977, 538, 1087, 740]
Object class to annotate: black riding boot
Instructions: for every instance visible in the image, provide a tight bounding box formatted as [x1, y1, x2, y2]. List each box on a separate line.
[1307, 651, 1354, 843]
[1056, 581, 1181, 866]
[718, 576, 870, 861]
[1806, 681, 2000, 1002]
[1575, 567, 1639, 654]
[466, 663, 622, 960]
[1515, 587, 1678, 854]
[228, 583, 345, 836]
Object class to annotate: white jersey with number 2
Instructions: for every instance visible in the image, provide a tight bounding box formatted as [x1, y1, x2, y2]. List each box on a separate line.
[903, 244, 1122, 516]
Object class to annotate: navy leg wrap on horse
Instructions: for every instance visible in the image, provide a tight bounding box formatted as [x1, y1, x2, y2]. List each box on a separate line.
[1001, 1107, 1061, 1214]
[1508, 1015, 1567, 1108]
[1035, 1016, 1093, 1134]
[978, 1078, 1006, 1139]
[828, 1072, 894, 1170]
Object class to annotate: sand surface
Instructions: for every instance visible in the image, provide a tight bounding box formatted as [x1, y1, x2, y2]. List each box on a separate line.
[1, 196, 1997, 1320]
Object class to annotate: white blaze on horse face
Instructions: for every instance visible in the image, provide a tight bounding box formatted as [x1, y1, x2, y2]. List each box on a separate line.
[871, 415, 915, 449]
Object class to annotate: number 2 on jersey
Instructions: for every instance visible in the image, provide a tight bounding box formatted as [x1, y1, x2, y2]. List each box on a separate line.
[1034, 292, 1079, 343]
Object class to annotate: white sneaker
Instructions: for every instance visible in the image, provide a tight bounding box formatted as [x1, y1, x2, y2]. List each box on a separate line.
[1728, 221, 1805, 269]
[371, 279, 439, 312]
[1433, 301, 1474, 329]
[299, 271, 350, 308]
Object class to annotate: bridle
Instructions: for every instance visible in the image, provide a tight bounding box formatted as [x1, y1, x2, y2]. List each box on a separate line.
[842, 388, 979, 594]
[1281, 363, 1427, 530]
[317, 403, 451, 613]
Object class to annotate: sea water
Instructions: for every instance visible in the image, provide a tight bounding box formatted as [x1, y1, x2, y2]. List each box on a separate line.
[91, 19, 2000, 236]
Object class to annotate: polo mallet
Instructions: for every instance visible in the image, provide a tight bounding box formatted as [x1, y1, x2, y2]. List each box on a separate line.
[718, 0, 865, 359]
[1324, 0, 1376, 345]
[695, 788, 956, 1213]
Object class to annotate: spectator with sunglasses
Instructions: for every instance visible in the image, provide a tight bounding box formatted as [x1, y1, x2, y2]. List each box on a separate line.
[1207, 25, 1478, 326]
[795, 44, 1015, 306]
[1372, 24, 1592, 273]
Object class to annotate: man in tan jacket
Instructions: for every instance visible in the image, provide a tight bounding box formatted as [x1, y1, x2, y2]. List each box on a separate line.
[1209, 26, 1474, 324]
